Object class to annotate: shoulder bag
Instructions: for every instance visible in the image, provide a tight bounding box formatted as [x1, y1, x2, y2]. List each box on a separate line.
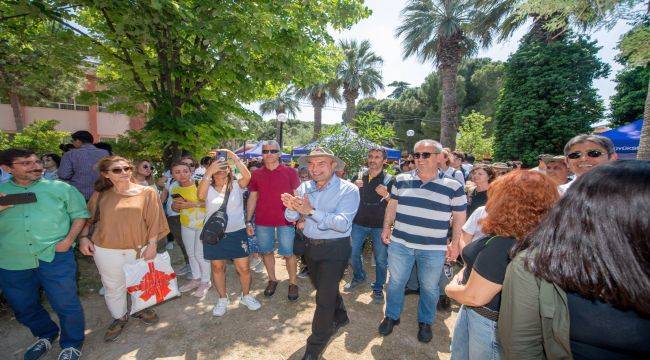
[200, 183, 231, 245]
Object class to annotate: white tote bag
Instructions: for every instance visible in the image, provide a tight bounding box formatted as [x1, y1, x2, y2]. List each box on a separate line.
[124, 251, 180, 314]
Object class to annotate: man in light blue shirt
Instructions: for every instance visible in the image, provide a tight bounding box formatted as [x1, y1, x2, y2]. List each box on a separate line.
[281, 147, 359, 360]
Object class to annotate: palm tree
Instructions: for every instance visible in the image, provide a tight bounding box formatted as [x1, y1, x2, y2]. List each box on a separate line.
[259, 86, 301, 144]
[296, 81, 341, 139]
[387, 81, 411, 99]
[337, 39, 384, 124]
[396, 0, 497, 149]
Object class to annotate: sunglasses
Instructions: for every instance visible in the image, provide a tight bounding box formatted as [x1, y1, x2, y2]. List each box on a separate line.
[109, 166, 132, 174]
[567, 150, 605, 160]
[262, 149, 280, 154]
[413, 152, 438, 159]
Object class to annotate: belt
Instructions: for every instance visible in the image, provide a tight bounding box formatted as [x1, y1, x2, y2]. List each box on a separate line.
[305, 236, 349, 246]
[468, 306, 499, 322]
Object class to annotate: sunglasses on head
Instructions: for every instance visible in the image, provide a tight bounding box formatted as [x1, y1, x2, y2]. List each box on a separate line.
[262, 149, 280, 154]
[413, 152, 438, 159]
[567, 150, 605, 160]
[109, 166, 132, 174]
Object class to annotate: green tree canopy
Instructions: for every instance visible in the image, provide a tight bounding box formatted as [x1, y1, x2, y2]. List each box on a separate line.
[610, 64, 649, 127]
[0, 120, 69, 155]
[494, 33, 610, 166]
[456, 111, 494, 158]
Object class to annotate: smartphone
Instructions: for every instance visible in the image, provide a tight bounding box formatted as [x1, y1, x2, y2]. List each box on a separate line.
[215, 151, 227, 162]
[0, 192, 37, 206]
[171, 193, 184, 199]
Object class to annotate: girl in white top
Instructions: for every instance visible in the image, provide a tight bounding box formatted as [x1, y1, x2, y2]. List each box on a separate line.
[197, 149, 261, 317]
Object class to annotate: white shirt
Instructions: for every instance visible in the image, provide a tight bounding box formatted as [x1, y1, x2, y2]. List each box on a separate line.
[205, 180, 245, 233]
[441, 167, 466, 186]
[462, 206, 488, 242]
[558, 179, 575, 196]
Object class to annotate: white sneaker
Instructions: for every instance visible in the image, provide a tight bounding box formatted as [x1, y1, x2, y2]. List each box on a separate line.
[192, 282, 211, 298]
[179, 279, 201, 293]
[212, 298, 229, 317]
[240, 294, 261, 311]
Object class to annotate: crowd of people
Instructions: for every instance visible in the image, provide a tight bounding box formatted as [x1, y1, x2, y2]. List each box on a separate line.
[0, 130, 648, 360]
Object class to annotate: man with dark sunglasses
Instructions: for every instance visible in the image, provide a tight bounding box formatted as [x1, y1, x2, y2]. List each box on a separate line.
[559, 134, 617, 195]
[246, 140, 301, 301]
[0, 148, 89, 360]
[379, 139, 467, 343]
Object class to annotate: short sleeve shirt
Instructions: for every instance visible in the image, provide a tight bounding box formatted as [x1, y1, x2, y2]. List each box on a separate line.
[205, 181, 245, 233]
[171, 184, 205, 229]
[461, 235, 515, 312]
[248, 164, 300, 226]
[462, 206, 487, 242]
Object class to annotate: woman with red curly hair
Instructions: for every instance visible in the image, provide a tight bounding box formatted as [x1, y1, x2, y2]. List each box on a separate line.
[445, 170, 559, 360]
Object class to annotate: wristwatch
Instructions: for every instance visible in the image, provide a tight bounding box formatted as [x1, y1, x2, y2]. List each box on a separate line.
[246, 222, 253, 227]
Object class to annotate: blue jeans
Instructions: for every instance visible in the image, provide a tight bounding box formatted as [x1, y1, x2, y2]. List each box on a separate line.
[451, 306, 502, 360]
[406, 262, 451, 291]
[255, 225, 295, 257]
[350, 224, 388, 291]
[385, 241, 446, 324]
[0, 250, 85, 350]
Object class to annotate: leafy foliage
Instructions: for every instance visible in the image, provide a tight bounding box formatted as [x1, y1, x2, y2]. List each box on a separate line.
[494, 33, 610, 166]
[610, 64, 649, 127]
[353, 111, 396, 146]
[315, 125, 370, 175]
[295, 80, 341, 139]
[456, 111, 494, 158]
[1, 120, 69, 155]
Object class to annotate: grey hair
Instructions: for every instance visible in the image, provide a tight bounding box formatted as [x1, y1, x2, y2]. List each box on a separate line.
[261, 140, 281, 150]
[563, 134, 615, 157]
[414, 139, 443, 153]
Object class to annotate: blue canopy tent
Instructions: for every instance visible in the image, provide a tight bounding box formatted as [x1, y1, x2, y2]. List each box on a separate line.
[235, 140, 292, 161]
[291, 126, 401, 160]
[601, 118, 643, 159]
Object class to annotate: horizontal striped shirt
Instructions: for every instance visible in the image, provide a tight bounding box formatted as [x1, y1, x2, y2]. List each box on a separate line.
[390, 170, 467, 251]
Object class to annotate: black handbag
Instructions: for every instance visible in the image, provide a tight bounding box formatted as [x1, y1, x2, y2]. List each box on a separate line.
[200, 184, 231, 245]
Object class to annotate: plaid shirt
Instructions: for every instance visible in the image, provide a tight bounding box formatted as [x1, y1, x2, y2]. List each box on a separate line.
[57, 144, 109, 200]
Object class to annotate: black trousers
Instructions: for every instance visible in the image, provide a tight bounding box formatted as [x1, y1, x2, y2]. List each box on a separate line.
[304, 237, 351, 355]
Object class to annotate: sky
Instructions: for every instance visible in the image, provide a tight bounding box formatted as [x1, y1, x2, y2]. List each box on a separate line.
[259, 0, 633, 126]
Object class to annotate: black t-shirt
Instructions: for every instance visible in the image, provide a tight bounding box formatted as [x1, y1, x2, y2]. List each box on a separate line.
[352, 171, 395, 228]
[461, 235, 515, 312]
[567, 292, 650, 359]
[467, 189, 487, 217]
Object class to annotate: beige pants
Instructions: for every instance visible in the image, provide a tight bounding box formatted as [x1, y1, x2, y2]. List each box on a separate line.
[93, 245, 138, 319]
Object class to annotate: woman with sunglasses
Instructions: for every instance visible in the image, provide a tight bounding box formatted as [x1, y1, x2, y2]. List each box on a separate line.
[132, 160, 154, 187]
[78, 156, 169, 342]
[559, 134, 617, 195]
[197, 150, 261, 316]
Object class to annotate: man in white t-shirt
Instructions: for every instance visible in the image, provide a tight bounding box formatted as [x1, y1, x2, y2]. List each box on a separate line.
[559, 134, 617, 195]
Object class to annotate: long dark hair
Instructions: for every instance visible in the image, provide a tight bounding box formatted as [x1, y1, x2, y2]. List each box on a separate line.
[517, 160, 650, 315]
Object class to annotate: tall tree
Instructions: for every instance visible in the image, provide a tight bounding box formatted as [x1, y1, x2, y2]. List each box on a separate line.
[296, 81, 341, 139]
[494, 33, 610, 166]
[610, 64, 649, 127]
[0, 6, 86, 131]
[259, 87, 301, 144]
[337, 39, 384, 124]
[396, 0, 497, 149]
[19, 1, 369, 163]
[387, 81, 411, 98]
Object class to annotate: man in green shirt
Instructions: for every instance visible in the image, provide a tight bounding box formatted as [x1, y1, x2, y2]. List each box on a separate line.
[0, 148, 89, 360]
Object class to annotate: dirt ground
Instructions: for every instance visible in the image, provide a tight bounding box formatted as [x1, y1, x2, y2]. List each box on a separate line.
[0, 245, 457, 360]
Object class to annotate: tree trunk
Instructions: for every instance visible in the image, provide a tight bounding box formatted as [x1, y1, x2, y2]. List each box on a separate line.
[275, 107, 285, 144]
[342, 87, 358, 125]
[311, 94, 325, 140]
[439, 62, 460, 150]
[637, 78, 650, 160]
[9, 91, 24, 131]
[163, 141, 181, 169]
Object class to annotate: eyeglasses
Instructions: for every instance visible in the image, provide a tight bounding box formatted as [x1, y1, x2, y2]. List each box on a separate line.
[413, 152, 438, 159]
[12, 160, 43, 166]
[262, 149, 280, 154]
[567, 150, 605, 160]
[109, 166, 132, 174]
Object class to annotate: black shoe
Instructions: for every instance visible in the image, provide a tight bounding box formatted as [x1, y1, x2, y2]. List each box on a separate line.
[378, 317, 400, 336]
[437, 295, 451, 311]
[404, 288, 420, 295]
[301, 351, 320, 360]
[417, 322, 433, 343]
[334, 317, 350, 332]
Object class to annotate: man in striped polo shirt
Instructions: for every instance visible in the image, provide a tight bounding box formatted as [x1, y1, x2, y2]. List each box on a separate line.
[378, 139, 467, 343]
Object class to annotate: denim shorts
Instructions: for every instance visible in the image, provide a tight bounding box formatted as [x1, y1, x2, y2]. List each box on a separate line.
[255, 225, 295, 256]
